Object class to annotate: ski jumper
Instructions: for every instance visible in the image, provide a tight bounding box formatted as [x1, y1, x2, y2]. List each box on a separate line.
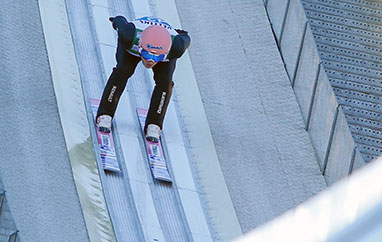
[97, 16, 191, 131]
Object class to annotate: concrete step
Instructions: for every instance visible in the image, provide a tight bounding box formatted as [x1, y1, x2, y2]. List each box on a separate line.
[333, 87, 382, 107]
[326, 75, 382, 96]
[318, 50, 382, 75]
[302, 0, 382, 162]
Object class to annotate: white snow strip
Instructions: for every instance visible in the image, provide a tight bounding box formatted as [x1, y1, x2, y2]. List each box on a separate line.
[38, 0, 116, 241]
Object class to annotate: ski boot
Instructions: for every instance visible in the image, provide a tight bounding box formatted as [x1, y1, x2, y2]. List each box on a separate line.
[146, 124, 161, 143]
[96, 115, 112, 133]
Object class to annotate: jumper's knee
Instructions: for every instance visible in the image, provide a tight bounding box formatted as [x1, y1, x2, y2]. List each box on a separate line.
[112, 67, 133, 80]
[155, 79, 174, 90]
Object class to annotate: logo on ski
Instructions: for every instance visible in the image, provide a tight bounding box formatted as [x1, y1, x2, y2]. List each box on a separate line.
[90, 98, 121, 172]
[137, 108, 172, 182]
[150, 144, 160, 156]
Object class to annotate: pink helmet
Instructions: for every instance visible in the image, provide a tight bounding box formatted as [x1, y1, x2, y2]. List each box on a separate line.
[140, 25, 172, 55]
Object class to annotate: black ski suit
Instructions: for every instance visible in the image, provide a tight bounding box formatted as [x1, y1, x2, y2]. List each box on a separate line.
[97, 16, 191, 131]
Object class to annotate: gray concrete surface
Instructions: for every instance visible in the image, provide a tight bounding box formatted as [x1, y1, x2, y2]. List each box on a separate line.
[175, 0, 327, 232]
[0, 1, 89, 241]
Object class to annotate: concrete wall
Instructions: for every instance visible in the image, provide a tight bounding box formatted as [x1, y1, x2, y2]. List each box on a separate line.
[264, 0, 366, 185]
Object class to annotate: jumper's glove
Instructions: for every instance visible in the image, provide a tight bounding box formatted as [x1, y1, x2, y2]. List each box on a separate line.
[109, 17, 116, 29]
[175, 29, 188, 35]
[109, 16, 129, 30]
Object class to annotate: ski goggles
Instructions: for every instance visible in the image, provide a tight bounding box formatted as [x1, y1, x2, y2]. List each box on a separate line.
[139, 47, 166, 62]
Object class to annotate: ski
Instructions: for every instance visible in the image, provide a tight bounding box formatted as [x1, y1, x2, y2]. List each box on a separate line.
[90, 98, 121, 172]
[136, 108, 172, 182]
